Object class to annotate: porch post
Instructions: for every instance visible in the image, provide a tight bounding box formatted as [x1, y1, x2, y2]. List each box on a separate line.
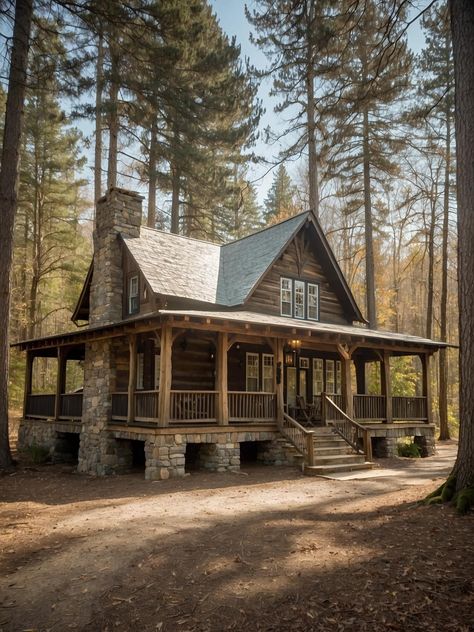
[381, 350, 392, 424]
[421, 353, 432, 424]
[54, 347, 67, 420]
[127, 334, 137, 424]
[158, 324, 172, 426]
[216, 331, 229, 425]
[23, 350, 34, 418]
[276, 338, 285, 423]
[338, 345, 353, 418]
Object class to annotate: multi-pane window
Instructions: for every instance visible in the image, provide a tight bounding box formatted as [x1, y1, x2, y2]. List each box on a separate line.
[246, 353, 259, 392]
[312, 358, 324, 395]
[129, 275, 139, 314]
[294, 280, 305, 319]
[136, 352, 144, 390]
[326, 360, 335, 394]
[280, 277, 319, 321]
[280, 278, 292, 316]
[308, 283, 319, 320]
[262, 354, 274, 392]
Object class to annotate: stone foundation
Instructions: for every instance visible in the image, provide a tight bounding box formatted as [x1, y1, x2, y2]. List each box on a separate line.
[18, 419, 81, 461]
[370, 425, 436, 458]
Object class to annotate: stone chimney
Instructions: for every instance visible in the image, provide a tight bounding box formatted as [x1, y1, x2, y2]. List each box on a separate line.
[89, 188, 143, 326]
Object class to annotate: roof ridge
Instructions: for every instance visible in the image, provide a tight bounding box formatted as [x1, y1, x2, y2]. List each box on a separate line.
[137, 225, 222, 248]
[222, 210, 310, 247]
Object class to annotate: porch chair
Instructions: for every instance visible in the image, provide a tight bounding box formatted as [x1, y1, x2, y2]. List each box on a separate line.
[295, 395, 316, 426]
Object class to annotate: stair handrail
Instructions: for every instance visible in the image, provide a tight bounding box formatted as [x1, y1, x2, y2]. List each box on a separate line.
[323, 394, 372, 462]
[279, 412, 315, 466]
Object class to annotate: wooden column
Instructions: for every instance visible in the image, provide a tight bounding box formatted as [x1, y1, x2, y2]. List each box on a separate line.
[158, 325, 172, 426]
[421, 353, 432, 424]
[55, 347, 67, 420]
[381, 351, 392, 424]
[338, 345, 353, 419]
[216, 332, 229, 425]
[276, 338, 285, 424]
[127, 334, 137, 424]
[23, 350, 34, 418]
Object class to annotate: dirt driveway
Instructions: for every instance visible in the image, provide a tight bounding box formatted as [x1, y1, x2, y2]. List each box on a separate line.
[1, 441, 472, 632]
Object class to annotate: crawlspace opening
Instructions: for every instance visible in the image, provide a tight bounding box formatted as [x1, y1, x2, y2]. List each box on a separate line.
[54, 432, 80, 464]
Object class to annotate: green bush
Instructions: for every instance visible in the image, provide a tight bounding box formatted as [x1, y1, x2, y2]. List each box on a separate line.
[397, 440, 421, 458]
[24, 443, 51, 464]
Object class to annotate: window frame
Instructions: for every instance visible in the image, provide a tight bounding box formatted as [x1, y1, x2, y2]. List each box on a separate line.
[279, 277, 320, 322]
[128, 275, 139, 315]
[246, 352, 259, 392]
[262, 353, 274, 393]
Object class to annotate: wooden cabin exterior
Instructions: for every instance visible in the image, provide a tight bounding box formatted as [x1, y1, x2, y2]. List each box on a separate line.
[15, 188, 447, 478]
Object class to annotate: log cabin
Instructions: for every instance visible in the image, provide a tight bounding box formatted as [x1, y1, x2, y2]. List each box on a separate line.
[14, 188, 448, 478]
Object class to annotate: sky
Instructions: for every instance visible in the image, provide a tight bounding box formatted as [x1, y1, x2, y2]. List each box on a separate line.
[208, 0, 428, 206]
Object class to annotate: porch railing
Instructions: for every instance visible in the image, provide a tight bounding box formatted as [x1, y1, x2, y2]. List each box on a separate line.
[25, 393, 56, 418]
[280, 412, 314, 466]
[135, 390, 159, 422]
[392, 396, 427, 420]
[229, 392, 276, 422]
[353, 394, 385, 420]
[60, 393, 83, 419]
[324, 395, 372, 461]
[170, 390, 218, 423]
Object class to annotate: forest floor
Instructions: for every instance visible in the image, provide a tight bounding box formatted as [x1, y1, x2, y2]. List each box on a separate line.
[1, 436, 473, 632]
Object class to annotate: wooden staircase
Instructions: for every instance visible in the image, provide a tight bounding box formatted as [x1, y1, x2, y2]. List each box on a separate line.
[278, 395, 374, 476]
[303, 427, 373, 475]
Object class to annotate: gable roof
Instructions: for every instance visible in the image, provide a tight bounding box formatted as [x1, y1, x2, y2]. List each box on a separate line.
[73, 210, 365, 324]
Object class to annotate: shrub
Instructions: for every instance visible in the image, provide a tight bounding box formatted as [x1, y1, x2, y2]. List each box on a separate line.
[397, 440, 421, 458]
[24, 443, 51, 464]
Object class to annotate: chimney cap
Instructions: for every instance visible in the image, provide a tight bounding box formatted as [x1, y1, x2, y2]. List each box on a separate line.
[97, 187, 145, 204]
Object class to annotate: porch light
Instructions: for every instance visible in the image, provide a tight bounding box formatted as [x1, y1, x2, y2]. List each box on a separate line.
[284, 344, 294, 366]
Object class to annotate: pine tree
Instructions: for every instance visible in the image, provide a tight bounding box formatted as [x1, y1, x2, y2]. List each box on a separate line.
[264, 165, 301, 224]
[328, 0, 412, 328]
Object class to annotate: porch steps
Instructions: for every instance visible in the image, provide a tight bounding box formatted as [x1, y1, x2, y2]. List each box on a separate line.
[278, 426, 373, 475]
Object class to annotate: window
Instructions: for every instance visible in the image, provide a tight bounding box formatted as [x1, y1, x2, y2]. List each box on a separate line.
[308, 283, 319, 320]
[299, 357, 309, 369]
[280, 278, 292, 316]
[246, 353, 259, 392]
[336, 360, 342, 395]
[313, 358, 324, 395]
[326, 360, 335, 394]
[154, 353, 160, 390]
[280, 278, 320, 321]
[136, 352, 144, 390]
[294, 280, 305, 319]
[129, 276, 139, 314]
[262, 354, 274, 392]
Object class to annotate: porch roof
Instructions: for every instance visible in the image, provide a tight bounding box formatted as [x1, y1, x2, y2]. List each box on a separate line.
[161, 309, 451, 351]
[12, 307, 452, 353]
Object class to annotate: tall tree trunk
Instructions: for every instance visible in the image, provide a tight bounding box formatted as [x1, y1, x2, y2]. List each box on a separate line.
[439, 112, 452, 440]
[107, 47, 119, 190]
[147, 119, 158, 228]
[0, 0, 33, 469]
[450, 0, 474, 492]
[306, 68, 319, 218]
[170, 163, 180, 234]
[362, 105, 377, 329]
[426, 196, 436, 339]
[94, 32, 104, 211]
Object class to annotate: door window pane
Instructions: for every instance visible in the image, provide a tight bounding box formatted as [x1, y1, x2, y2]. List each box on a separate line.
[313, 358, 324, 395]
[287, 367, 297, 408]
[299, 370, 307, 400]
[262, 354, 274, 392]
[326, 360, 335, 394]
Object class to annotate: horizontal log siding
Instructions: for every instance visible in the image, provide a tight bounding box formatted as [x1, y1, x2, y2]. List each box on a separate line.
[245, 232, 350, 325]
[172, 335, 215, 391]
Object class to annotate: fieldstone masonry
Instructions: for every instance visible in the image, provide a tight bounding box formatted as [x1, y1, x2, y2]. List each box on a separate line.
[371, 425, 436, 458]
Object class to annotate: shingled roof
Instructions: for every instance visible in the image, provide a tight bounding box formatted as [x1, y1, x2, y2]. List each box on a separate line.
[122, 212, 309, 307]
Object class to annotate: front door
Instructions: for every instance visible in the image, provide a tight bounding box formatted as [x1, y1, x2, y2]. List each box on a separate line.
[286, 367, 297, 409]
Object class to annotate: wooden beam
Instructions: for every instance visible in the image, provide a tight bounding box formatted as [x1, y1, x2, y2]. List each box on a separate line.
[216, 332, 229, 425]
[381, 350, 392, 424]
[158, 325, 172, 426]
[23, 350, 34, 418]
[54, 347, 68, 420]
[127, 334, 138, 424]
[421, 353, 432, 424]
[276, 338, 285, 424]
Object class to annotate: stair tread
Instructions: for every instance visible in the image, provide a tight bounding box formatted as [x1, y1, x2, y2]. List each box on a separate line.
[304, 462, 373, 475]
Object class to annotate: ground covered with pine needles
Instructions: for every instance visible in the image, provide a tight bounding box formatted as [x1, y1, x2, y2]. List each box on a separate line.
[0, 450, 472, 632]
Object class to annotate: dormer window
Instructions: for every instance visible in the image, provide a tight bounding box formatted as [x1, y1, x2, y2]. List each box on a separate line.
[129, 275, 139, 314]
[280, 277, 320, 321]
